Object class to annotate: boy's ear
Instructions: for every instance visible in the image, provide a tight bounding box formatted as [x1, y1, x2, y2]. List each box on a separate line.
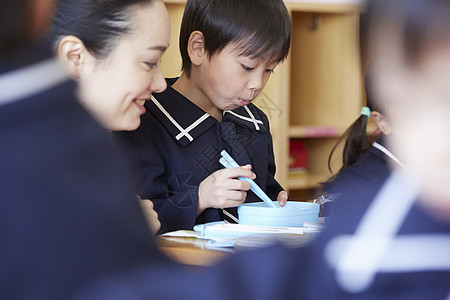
[187, 31, 205, 67]
[372, 111, 392, 135]
[57, 35, 90, 79]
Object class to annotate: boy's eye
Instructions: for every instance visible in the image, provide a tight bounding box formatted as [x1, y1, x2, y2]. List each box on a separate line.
[241, 64, 254, 71]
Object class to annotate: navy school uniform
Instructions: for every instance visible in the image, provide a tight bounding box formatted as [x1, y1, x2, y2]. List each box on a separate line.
[115, 78, 284, 233]
[323, 137, 394, 204]
[306, 137, 450, 299]
[76, 139, 449, 299]
[0, 45, 174, 300]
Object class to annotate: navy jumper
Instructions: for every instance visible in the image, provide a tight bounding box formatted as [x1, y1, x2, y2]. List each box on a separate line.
[115, 78, 284, 233]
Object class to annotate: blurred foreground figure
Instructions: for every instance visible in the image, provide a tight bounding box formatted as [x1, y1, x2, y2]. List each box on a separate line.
[0, 1, 172, 299]
[369, 0, 450, 220]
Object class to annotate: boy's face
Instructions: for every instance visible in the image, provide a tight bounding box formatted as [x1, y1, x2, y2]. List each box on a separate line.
[196, 43, 279, 111]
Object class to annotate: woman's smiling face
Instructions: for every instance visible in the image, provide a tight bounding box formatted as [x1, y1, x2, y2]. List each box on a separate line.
[77, 1, 170, 131]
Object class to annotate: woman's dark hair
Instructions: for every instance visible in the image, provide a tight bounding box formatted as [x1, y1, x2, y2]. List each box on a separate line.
[0, 0, 30, 56]
[51, 0, 156, 58]
[328, 67, 382, 175]
[367, 0, 450, 66]
[179, 0, 291, 76]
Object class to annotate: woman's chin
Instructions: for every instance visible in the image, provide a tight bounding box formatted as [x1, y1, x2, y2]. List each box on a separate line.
[107, 118, 141, 132]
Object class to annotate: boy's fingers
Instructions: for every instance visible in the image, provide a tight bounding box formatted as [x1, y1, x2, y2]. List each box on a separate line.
[228, 178, 251, 191]
[221, 166, 256, 179]
[277, 191, 288, 206]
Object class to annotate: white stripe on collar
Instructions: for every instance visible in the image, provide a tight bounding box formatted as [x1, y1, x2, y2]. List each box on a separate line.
[175, 113, 210, 141]
[325, 171, 420, 293]
[327, 234, 450, 272]
[244, 105, 260, 130]
[372, 142, 404, 167]
[151, 95, 209, 142]
[224, 107, 263, 130]
[0, 57, 70, 106]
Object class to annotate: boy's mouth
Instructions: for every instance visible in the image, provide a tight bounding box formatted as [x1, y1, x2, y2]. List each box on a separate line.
[238, 98, 252, 106]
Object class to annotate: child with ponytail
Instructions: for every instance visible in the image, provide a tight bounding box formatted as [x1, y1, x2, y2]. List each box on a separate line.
[323, 69, 401, 198]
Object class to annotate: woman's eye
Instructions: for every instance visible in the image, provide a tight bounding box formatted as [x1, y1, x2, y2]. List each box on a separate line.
[241, 64, 254, 71]
[144, 62, 157, 69]
[266, 69, 274, 74]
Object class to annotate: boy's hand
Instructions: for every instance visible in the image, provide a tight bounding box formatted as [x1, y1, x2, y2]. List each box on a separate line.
[277, 190, 288, 207]
[197, 165, 255, 215]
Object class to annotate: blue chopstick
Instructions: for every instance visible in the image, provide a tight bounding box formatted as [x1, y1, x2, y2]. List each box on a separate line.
[219, 150, 278, 208]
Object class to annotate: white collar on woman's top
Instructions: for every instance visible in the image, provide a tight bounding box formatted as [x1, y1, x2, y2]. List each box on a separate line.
[0, 57, 70, 106]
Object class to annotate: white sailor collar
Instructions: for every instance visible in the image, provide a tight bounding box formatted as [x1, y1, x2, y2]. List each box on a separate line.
[146, 87, 216, 147]
[146, 79, 266, 146]
[370, 136, 404, 168]
[223, 104, 267, 133]
[145, 87, 267, 146]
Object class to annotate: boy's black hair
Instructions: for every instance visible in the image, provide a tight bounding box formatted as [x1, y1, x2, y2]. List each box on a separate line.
[51, 0, 156, 58]
[179, 0, 291, 76]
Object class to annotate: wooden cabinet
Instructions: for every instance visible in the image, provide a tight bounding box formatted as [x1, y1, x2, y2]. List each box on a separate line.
[162, 0, 363, 200]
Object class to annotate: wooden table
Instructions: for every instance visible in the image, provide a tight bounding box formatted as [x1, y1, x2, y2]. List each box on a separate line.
[155, 236, 233, 266]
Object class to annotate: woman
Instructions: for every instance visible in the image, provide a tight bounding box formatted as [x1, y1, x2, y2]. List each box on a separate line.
[52, 0, 171, 234]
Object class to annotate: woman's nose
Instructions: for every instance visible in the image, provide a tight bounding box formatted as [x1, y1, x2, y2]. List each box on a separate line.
[149, 67, 167, 94]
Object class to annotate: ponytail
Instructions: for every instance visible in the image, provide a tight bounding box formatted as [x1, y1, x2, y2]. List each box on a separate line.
[328, 107, 371, 175]
[327, 65, 381, 177]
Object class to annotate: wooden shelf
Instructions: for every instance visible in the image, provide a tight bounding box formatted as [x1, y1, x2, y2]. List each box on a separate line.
[289, 125, 342, 138]
[163, 0, 186, 4]
[164, 0, 363, 10]
[287, 173, 328, 189]
[286, 1, 361, 13]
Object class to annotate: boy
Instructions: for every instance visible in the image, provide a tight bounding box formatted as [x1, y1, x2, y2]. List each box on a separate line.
[116, 0, 291, 233]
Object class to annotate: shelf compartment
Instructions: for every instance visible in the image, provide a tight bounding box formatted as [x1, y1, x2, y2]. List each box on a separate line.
[289, 125, 341, 138]
[289, 11, 361, 129]
[287, 173, 328, 189]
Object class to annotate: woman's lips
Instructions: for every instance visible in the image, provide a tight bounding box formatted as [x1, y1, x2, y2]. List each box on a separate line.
[134, 99, 148, 114]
